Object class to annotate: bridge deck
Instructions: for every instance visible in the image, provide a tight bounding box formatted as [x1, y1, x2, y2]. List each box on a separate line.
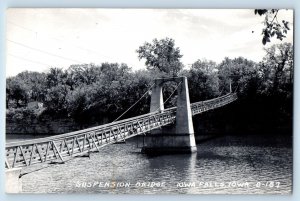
[5, 93, 237, 169]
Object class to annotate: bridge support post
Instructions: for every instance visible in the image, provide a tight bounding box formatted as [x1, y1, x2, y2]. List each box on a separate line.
[5, 168, 22, 193]
[150, 79, 164, 113]
[142, 77, 197, 154]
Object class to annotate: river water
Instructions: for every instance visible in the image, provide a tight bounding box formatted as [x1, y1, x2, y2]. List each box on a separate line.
[7, 134, 292, 194]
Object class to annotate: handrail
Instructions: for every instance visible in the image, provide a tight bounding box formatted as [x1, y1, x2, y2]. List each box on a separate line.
[5, 93, 237, 169]
[6, 93, 237, 148]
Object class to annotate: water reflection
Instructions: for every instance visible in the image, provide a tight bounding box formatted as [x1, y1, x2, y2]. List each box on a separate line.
[11, 135, 292, 194]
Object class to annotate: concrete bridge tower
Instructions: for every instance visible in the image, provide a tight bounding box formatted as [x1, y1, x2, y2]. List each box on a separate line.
[141, 76, 197, 154]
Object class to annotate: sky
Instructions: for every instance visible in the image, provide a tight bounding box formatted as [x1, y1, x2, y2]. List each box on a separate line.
[6, 9, 294, 77]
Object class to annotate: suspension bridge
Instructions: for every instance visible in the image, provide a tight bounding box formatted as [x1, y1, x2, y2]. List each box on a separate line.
[5, 76, 237, 193]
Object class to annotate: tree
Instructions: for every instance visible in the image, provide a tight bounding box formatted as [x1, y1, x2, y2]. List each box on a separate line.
[66, 63, 101, 88]
[16, 71, 47, 102]
[46, 67, 67, 88]
[43, 68, 70, 115]
[254, 9, 291, 45]
[6, 77, 30, 107]
[44, 84, 70, 115]
[185, 59, 220, 101]
[217, 57, 258, 97]
[136, 38, 183, 76]
[259, 42, 293, 95]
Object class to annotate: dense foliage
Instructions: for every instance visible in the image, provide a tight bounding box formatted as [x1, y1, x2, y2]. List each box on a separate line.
[6, 41, 293, 136]
[255, 9, 291, 45]
[136, 37, 183, 76]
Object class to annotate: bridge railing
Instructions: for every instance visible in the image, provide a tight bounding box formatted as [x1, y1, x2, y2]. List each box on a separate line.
[5, 107, 177, 169]
[5, 93, 237, 169]
[161, 93, 237, 115]
[191, 93, 237, 115]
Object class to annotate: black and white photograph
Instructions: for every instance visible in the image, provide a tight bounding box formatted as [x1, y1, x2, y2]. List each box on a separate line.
[5, 8, 293, 194]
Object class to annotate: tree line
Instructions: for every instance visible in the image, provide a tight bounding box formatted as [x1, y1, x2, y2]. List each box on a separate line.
[6, 38, 293, 135]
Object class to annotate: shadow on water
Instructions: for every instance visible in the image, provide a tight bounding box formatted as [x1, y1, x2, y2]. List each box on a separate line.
[16, 134, 292, 194]
[140, 152, 198, 193]
[195, 134, 224, 144]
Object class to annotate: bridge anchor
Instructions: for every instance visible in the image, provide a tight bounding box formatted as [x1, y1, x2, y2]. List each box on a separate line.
[141, 77, 197, 154]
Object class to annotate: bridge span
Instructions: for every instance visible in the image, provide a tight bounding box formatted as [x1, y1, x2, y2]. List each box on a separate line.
[5, 92, 237, 169]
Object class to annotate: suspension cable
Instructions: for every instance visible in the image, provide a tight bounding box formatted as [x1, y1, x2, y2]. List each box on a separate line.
[234, 82, 240, 93]
[112, 83, 155, 122]
[218, 86, 225, 97]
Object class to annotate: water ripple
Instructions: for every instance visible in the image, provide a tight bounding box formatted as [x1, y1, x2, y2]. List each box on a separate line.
[17, 135, 292, 194]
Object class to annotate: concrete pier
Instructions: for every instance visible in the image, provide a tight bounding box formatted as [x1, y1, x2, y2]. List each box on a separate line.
[142, 77, 197, 154]
[5, 168, 22, 193]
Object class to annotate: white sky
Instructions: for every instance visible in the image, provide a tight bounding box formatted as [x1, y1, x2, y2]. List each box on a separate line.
[6, 9, 294, 77]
